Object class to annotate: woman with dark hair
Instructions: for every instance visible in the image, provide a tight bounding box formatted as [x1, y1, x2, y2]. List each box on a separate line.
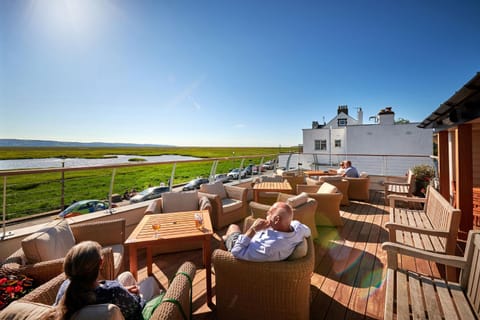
[55, 241, 159, 320]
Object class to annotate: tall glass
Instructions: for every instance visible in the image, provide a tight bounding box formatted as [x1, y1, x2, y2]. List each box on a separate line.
[151, 223, 161, 238]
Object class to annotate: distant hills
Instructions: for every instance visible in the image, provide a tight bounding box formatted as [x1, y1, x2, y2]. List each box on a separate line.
[0, 139, 173, 148]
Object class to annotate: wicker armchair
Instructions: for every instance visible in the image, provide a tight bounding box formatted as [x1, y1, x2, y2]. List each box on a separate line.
[0, 262, 196, 320]
[297, 183, 343, 226]
[199, 182, 248, 230]
[212, 237, 314, 320]
[345, 176, 370, 201]
[2, 218, 125, 285]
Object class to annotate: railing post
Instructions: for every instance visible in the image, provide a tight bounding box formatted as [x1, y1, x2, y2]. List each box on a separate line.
[169, 163, 176, 191]
[61, 160, 65, 210]
[2, 176, 6, 239]
[108, 168, 116, 212]
[238, 158, 245, 181]
[209, 160, 218, 183]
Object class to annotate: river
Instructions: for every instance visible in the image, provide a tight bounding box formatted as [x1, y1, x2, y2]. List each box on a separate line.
[0, 155, 200, 170]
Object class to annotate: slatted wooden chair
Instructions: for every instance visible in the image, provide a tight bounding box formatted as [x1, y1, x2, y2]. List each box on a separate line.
[384, 169, 416, 204]
[382, 230, 480, 319]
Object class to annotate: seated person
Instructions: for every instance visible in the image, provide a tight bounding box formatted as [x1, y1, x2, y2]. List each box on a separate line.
[54, 241, 161, 320]
[337, 161, 346, 174]
[223, 202, 311, 262]
[342, 160, 359, 178]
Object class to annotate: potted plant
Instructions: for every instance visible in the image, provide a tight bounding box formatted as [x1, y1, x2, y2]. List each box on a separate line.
[411, 164, 436, 197]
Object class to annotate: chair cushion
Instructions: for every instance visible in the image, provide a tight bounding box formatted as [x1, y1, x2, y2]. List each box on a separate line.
[161, 191, 199, 213]
[0, 301, 55, 320]
[72, 303, 125, 320]
[284, 192, 309, 208]
[21, 219, 76, 263]
[317, 182, 338, 194]
[201, 182, 227, 199]
[360, 172, 369, 178]
[287, 237, 308, 261]
[261, 175, 284, 182]
[221, 198, 243, 213]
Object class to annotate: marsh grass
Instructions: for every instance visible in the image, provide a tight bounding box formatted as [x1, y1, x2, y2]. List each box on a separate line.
[0, 147, 295, 220]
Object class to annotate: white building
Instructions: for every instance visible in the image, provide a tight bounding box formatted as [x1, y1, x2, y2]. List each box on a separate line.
[301, 106, 433, 175]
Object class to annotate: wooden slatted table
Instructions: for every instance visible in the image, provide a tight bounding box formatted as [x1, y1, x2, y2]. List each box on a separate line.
[125, 210, 214, 308]
[252, 181, 292, 202]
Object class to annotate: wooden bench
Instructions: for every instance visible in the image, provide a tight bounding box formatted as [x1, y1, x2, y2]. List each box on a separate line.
[383, 169, 415, 204]
[382, 230, 480, 319]
[386, 185, 461, 281]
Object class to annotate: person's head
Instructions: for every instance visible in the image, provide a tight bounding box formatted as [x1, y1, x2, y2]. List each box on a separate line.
[339, 161, 344, 168]
[266, 202, 294, 232]
[57, 241, 103, 319]
[345, 160, 352, 168]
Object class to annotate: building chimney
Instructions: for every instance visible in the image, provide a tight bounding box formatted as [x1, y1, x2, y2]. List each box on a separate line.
[312, 121, 319, 129]
[337, 105, 348, 115]
[378, 107, 395, 125]
[357, 108, 363, 124]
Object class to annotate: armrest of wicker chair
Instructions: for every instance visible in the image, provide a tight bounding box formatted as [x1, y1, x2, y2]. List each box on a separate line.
[19, 272, 67, 305]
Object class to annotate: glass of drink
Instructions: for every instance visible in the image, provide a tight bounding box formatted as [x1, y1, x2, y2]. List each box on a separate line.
[194, 212, 203, 229]
[151, 223, 161, 238]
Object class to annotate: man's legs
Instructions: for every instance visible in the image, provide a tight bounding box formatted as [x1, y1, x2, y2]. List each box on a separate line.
[223, 224, 242, 251]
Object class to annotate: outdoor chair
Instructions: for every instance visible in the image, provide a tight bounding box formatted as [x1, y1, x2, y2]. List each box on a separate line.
[0, 261, 197, 320]
[199, 181, 248, 230]
[212, 236, 314, 320]
[2, 218, 125, 285]
[383, 169, 416, 204]
[345, 175, 370, 201]
[297, 182, 343, 226]
[306, 176, 350, 205]
[248, 192, 318, 239]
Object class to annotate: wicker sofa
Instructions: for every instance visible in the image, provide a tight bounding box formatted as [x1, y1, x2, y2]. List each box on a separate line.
[212, 236, 314, 320]
[2, 218, 125, 285]
[0, 261, 196, 320]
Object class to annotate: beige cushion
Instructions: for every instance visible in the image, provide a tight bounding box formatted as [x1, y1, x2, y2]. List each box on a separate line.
[72, 304, 125, 320]
[200, 182, 227, 199]
[221, 198, 244, 213]
[162, 191, 199, 213]
[319, 175, 343, 182]
[317, 182, 338, 194]
[287, 237, 308, 261]
[285, 192, 309, 208]
[360, 172, 369, 178]
[21, 219, 76, 263]
[0, 301, 54, 320]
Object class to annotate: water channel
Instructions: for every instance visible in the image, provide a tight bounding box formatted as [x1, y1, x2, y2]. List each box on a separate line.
[0, 155, 201, 170]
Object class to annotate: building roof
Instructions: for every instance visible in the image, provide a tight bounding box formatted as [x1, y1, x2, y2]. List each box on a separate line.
[418, 72, 480, 129]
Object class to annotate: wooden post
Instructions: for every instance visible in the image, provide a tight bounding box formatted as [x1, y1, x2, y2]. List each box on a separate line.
[437, 131, 450, 201]
[455, 124, 473, 238]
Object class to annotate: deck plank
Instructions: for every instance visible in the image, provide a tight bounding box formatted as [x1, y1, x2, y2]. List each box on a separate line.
[126, 189, 442, 319]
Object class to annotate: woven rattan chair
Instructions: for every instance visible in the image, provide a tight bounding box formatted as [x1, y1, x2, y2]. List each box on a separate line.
[297, 183, 343, 226]
[199, 182, 248, 230]
[212, 237, 314, 320]
[0, 262, 196, 320]
[2, 218, 125, 285]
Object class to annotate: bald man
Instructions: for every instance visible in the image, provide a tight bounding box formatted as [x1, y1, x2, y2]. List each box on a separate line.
[223, 202, 311, 261]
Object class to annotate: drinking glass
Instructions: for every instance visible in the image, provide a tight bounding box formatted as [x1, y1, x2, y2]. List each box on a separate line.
[194, 212, 203, 229]
[151, 223, 161, 238]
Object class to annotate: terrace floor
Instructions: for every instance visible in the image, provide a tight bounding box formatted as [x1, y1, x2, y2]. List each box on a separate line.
[131, 189, 445, 319]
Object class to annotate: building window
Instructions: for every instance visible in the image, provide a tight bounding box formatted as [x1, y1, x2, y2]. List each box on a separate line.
[335, 140, 341, 148]
[315, 139, 327, 150]
[338, 118, 347, 126]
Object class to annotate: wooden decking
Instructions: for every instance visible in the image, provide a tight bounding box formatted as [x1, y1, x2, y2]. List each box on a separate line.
[131, 190, 444, 319]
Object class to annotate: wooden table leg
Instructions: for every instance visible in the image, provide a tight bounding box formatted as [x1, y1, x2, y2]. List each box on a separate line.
[147, 246, 153, 277]
[204, 235, 215, 310]
[254, 190, 259, 202]
[129, 245, 138, 280]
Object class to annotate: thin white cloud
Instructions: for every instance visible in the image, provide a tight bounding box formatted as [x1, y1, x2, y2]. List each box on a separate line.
[189, 96, 201, 110]
[166, 75, 207, 110]
[234, 123, 245, 128]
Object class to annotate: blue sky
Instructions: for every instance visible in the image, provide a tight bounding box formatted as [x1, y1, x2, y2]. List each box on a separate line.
[1, 0, 479, 147]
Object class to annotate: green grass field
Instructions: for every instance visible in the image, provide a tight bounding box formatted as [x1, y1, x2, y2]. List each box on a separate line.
[0, 146, 297, 220]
